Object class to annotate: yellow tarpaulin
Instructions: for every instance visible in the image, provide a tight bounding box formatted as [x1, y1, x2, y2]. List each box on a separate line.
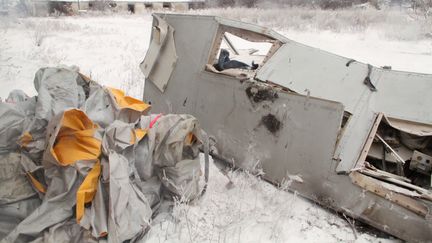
[76, 160, 101, 223]
[50, 109, 101, 166]
[47, 109, 103, 223]
[108, 87, 151, 112]
[26, 172, 46, 194]
[130, 128, 148, 145]
[19, 132, 33, 148]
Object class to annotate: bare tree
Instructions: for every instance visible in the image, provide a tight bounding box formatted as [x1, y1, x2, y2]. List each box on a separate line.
[411, 0, 432, 18]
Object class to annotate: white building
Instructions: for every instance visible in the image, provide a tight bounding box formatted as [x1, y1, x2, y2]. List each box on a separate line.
[31, 0, 205, 16]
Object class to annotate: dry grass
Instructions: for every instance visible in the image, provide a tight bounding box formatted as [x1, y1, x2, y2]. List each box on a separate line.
[189, 7, 432, 41]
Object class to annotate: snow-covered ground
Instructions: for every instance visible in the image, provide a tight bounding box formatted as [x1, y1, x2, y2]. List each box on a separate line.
[1, 8, 431, 242]
[0, 15, 152, 99]
[280, 30, 432, 74]
[145, 158, 397, 243]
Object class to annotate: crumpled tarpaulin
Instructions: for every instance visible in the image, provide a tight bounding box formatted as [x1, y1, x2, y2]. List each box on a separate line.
[0, 67, 208, 242]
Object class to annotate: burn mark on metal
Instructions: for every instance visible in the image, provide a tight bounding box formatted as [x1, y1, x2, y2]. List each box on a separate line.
[261, 114, 282, 134]
[183, 97, 187, 107]
[246, 85, 278, 103]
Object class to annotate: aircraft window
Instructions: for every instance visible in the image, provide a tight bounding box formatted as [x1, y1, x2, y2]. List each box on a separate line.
[206, 28, 280, 79]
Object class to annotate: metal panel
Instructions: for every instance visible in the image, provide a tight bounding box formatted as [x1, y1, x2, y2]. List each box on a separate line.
[372, 70, 432, 123]
[256, 41, 432, 172]
[195, 78, 344, 193]
[141, 15, 168, 78]
[256, 43, 374, 113]
[256, 43, 377, 172]
[143, 14, 219, 115]
[256, 42, 432, 123]
[333, 106, 376, 172]
[140, 15, 177, 92]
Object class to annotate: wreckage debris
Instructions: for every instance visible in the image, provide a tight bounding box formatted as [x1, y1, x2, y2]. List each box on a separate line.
[0, 67, 208, 242]
[141, 14, 432, 242]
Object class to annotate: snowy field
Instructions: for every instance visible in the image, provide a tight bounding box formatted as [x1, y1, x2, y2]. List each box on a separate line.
[0, 14, 152, 99]
[1, 7, 431, 242]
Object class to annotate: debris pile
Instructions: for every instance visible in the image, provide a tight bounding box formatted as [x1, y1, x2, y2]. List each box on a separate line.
[0, 67, 207, 242]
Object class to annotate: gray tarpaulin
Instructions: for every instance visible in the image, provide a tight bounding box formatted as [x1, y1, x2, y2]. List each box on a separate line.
[0, 67, 208, 242]
[107, 152, 152, 242]
[33, 67, 89, 121]
[149, 114, 202, 200]
[0, 104, 27, 154]
[6, 90, 29, 103]
[0, 153, 41, 239]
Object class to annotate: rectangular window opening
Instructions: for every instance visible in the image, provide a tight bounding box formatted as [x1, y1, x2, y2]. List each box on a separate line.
[206, 26, 281, 80]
